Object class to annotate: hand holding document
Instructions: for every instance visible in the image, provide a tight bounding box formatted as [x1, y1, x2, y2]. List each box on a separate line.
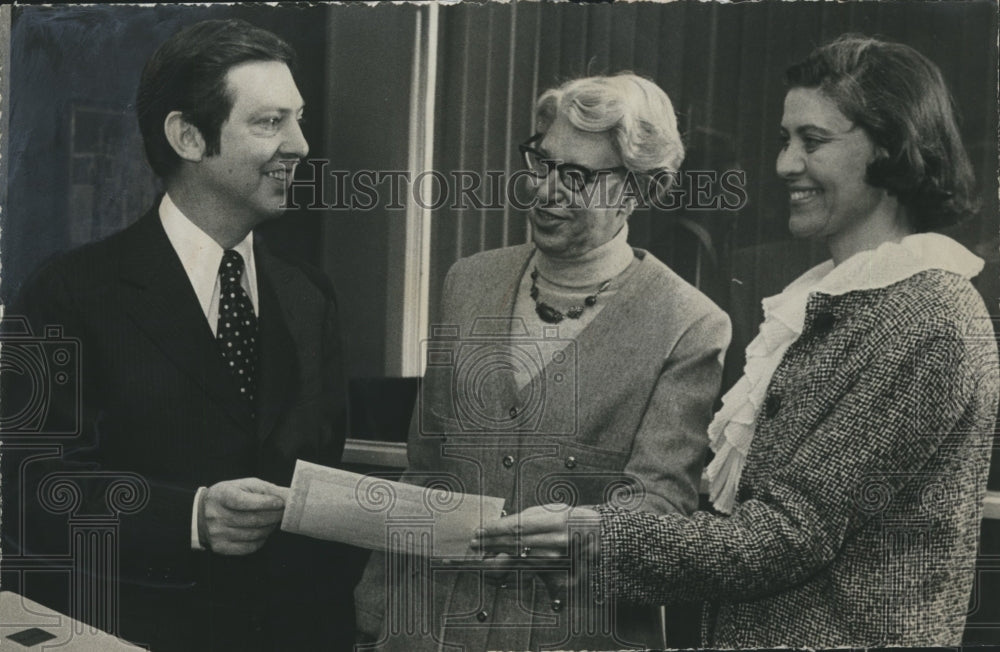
[281, 460, 505, 558]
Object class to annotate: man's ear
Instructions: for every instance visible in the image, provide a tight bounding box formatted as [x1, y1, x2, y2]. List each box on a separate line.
[164, 111, 206, 163]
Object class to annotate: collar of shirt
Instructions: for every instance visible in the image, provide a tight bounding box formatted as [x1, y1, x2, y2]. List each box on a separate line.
[158, 193, 259, 335]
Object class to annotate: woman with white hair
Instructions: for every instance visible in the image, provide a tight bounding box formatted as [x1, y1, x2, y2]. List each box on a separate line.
[354, 73, 731, 650]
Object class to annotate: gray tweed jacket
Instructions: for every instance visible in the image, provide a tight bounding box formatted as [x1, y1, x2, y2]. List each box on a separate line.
[597, 268, 999, 648]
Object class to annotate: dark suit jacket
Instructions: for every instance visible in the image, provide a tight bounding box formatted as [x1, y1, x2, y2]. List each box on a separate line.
[2, 207, 358, 650]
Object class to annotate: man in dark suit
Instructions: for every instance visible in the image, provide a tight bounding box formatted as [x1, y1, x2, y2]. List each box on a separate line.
[2, 19, 356, 650]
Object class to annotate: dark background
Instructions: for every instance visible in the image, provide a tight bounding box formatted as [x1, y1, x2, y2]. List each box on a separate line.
[2, 1, 998, 643]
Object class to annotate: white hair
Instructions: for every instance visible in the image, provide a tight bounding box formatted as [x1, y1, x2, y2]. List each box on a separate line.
[534, 72, 685, 174]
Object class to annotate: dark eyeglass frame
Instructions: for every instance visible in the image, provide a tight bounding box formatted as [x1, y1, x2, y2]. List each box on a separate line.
[518, 133, 629, 191]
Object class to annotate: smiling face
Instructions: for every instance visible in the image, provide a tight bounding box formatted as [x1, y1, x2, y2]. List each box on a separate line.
[196, 60, 308, 229]
[527, 113, 630, 259]
[777, 87, 889, 249]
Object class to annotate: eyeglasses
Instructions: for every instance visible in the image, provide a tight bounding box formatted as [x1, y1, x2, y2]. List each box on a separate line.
[518, 133, 629, 192]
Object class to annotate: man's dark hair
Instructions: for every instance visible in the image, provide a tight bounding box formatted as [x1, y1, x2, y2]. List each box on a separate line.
[136, 19, 297, 180]
[785, 34, 977, 231]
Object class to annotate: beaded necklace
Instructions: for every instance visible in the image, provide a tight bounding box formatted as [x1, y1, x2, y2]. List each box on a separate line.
[529, 267, 612, 324]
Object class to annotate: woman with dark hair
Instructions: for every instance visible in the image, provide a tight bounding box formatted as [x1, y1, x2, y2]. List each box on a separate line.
[477, 34, 999, 648]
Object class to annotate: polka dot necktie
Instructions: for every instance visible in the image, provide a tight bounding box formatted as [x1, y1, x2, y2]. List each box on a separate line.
[217, 250, 258, 411]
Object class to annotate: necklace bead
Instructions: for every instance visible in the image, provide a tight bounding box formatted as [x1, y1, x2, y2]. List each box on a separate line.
[530, 267, 611, 324]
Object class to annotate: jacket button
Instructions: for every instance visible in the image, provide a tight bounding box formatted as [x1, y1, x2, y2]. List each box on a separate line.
[503, 455, 515, 468]
[812, 311, 835, 332]
[509, 406, 519, 418]
[564, 456, 577, 469]
[764, 393, 782, 418]
[476, 610, 489, 622]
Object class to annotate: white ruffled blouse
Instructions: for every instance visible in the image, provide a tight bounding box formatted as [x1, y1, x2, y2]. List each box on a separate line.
[706, 233, 985, 514]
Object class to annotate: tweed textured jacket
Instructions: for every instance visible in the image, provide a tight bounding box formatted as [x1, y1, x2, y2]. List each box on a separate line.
[596, 268, 999, 648]
[356, 244, 730, 651]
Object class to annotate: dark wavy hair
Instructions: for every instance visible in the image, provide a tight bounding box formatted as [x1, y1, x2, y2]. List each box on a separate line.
[785, 34, 977, 231]
[136, 19, 296, 180]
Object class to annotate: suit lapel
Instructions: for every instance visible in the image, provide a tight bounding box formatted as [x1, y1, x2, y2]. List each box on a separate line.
[457, 246, 535, 422]
[253, 247, 296, 443]
[453, 245, 532, 337]
[511, 249, 651, 409]
[569, 249, 651, 362]
[118, 210, 255, 433]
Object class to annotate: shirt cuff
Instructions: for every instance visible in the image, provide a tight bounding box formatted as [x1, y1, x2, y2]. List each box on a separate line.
[191, 486, 207, 550]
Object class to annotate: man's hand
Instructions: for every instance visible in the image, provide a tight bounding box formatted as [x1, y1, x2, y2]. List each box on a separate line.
[197, 478, 289, 555]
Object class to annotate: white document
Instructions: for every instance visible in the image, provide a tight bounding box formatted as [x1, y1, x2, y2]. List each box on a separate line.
[281, 460, 505, 558]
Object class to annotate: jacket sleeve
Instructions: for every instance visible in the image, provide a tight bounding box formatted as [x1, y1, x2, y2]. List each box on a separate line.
[1, 260, 197, 575]
[598, 322, 987, 604]
[265, 279, 365, 648]
[317, 278, 351, 469]
[622, 308, 730, 516]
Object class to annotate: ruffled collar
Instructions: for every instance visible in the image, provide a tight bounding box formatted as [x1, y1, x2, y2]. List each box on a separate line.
[706, 233, 984, 514]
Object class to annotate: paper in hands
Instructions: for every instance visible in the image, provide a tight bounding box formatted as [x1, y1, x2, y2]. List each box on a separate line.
[281, 460, 505, 558]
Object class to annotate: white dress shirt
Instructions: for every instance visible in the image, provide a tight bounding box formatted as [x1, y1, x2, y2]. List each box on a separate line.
[158, 193, 259, 550]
